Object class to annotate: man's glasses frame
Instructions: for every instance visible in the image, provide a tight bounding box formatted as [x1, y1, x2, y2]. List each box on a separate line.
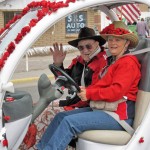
[77, 41, 96, 51]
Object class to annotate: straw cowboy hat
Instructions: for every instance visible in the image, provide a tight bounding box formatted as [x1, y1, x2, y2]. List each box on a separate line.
[100, 21, 138, 48]
[68, 27, 106, 47]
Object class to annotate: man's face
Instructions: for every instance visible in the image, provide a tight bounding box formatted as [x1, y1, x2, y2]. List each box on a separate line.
[77, 39, 99, 62]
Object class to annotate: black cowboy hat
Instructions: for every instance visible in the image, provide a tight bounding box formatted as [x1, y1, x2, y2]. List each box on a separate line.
[68, 27, 106, 47]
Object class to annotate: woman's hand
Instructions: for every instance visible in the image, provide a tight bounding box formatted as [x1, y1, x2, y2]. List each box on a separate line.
[77, 86, 88, 101]
[50, 42, 67, 67]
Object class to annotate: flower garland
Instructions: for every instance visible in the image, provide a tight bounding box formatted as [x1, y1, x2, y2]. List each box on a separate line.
[100, 23, 130, 35]
[0, 0, 76, 70]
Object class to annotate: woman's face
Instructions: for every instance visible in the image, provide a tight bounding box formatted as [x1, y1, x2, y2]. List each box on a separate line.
[108, 36, 130, 59]
[77, 39, 99, 62]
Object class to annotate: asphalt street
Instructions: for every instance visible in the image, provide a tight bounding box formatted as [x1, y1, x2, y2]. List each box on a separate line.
[11, 50, 80, 102]
[12, 50, 79, 83]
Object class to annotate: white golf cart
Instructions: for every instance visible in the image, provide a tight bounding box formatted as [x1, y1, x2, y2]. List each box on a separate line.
[0, 0, 150, 150]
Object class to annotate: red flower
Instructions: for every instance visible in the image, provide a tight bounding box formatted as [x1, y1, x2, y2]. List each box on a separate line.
[139, 137, 144, 143]
[29, 19, 38, 27]
[2, 139, 8, 147]
[5, 23, 10, 29]
[100, 23, 130, 35]
[8, 20, 14, 25]
[41, 1, 48, 7]
[12, 15, 21, 22]
[48, 2, 55, 8]
[15, 33, 23, 44]
[54, 1, 68, 10]
[47, 1, 53, 8]
[37, 10, 46, 20]
[21, 26, 31, 36]
[3, 51, 10, 60]
[42, 7, 49, 14]
[5, 97, 15, 102]
[3, 116, 10, 121]
[0, 59, 4, 68]
[7, 42, 15, 53]
[66, 0, 76, 3]
[22, 6, 30, 16]
[23, 124, 37, 148]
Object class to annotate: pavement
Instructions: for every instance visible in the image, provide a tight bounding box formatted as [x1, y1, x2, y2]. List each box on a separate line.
[11, 50, 80, 84]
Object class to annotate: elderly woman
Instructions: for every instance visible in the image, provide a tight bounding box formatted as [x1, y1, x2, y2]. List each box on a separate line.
[37, 21, 141, 150]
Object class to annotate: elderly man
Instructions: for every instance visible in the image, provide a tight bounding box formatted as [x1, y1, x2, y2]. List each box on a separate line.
[51, 27, 107, 110]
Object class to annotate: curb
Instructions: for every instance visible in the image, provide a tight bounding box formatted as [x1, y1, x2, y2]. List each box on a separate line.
[11, 75, 54, 83]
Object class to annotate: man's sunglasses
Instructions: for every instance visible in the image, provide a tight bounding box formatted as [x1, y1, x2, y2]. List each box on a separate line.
[77, 42, 95, 51]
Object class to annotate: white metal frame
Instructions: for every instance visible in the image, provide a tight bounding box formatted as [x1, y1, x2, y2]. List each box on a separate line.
[0, 0, 149, 149]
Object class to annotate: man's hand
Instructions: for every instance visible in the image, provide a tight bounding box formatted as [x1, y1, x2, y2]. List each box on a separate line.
[50, 42, 67, 66]
[77, 86, 88, 101]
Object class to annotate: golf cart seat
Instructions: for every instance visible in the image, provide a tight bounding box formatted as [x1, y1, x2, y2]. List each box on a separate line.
[77, 51, 150, 147]
[134, 38, 150, 51]
[2, 91, 33, 150]
[3, 91, 33, 123]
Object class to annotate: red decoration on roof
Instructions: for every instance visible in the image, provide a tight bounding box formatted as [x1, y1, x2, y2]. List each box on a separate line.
[0, 0, 76, 70]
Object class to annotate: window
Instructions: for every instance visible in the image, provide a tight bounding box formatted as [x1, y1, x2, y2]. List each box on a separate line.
[65, 11, 87, 34]
[3, 11, 21, 26]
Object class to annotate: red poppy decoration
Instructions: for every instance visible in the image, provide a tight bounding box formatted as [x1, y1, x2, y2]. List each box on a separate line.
[11, 15, 21, 23]
[23, 123, 37, 148]
[66, 0, 76, 3]
[100, 24, 130, 35]
[7, 42, 15, 53]
[0, 59, 5, 68]
[2, 51, 10, 61]
[41, 0, 48, 7]
[21, 26, 31, 36]
[29, 19, 38, 27]
[5, 23, 10, 30]
[15, 33, 23, 44]
[22, 6, 30, 16]
[139, 137, 144, 143]
[5, 96, 15, 102]
[3, 116, 11, 121]
[37, 10, 47, 21]
[2, 139, 8, 147]
[0, 0, 77, 70]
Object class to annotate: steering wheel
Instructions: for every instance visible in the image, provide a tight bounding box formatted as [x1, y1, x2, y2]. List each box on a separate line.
[49, 64, 81, 93]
